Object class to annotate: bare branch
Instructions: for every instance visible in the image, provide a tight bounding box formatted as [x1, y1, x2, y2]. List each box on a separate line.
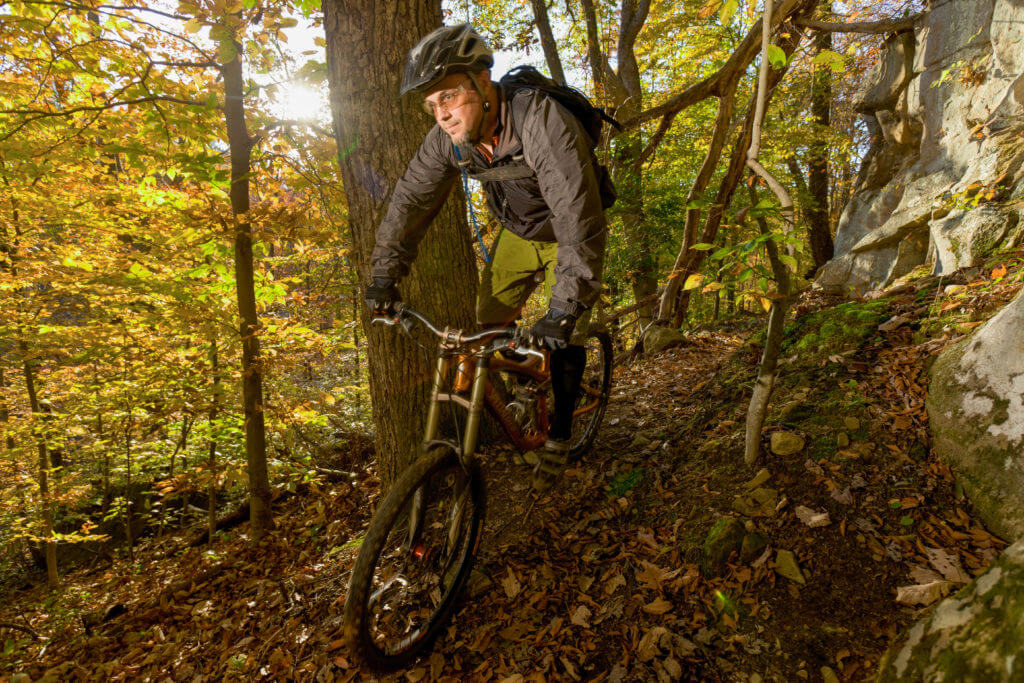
[794, 12, 923, 34]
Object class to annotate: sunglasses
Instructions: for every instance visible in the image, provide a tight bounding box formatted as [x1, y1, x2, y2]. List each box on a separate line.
[422, 80, 473, 117]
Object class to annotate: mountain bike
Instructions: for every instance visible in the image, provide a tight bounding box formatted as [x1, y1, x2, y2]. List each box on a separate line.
[343, 304, 612, 670]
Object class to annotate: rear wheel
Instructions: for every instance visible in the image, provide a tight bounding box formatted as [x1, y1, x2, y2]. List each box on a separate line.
[344, 444, 484, 671]
[569, 329, 612, 459]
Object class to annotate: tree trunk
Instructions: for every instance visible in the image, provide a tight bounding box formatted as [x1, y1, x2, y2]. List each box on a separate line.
[323, 0, 478, 488]
[743, 0, 798, 466]
[578, 0, 657, 322]
[222, 38, 273, 536]
[208, 331, 220, 541]
[806, 18, 834, 273]
[529, 0, 566, 85]
[0, 367, 15, 452]
[21, 341, 57, 588]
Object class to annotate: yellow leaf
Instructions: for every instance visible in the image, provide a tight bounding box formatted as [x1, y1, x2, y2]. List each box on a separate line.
[683, 274, 704, 291]
[702, 281, 725, 293]
[697, 0, 722, 19]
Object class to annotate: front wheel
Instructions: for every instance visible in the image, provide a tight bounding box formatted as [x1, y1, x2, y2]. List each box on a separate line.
[343, 444, 485, 671]
[569, 329, 612, 459]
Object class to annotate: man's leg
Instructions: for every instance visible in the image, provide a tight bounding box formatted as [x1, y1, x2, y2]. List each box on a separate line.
[531, 243, 594, 490]
[476, 229, 545, 328]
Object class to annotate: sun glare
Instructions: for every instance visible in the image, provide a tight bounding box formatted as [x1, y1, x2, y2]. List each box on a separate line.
[276, 84, 323, 122]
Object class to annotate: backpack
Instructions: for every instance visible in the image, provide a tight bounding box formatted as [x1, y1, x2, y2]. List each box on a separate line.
[500, 66, 622, 150]
[459, 66, 620, 209]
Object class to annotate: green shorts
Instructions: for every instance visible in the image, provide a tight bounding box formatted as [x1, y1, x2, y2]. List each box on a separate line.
[476, 229, 591, 342]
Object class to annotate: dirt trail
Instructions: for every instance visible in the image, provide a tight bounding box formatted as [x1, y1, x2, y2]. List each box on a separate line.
[2, 265, 1019, 681]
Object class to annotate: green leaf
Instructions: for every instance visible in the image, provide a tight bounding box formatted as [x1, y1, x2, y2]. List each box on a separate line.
[778, 253, 798, 269]
[812, 49, 846, 74]
[767, 44, 787, 69]
[691, 243, 716, 251]
[217, 39, 238, 65]
[899, 515, 915, 527]
[184, 18, 203, 33]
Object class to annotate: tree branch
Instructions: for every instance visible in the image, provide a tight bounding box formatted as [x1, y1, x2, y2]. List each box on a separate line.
[529, 0, 567, 85]
[619, 0, 806, 132]
[794, 12, 923, 34]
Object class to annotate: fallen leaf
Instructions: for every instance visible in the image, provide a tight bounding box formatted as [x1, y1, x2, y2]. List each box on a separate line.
[642, 597, 673, 615]
[501, 571, 522, 599]
[895, 581, 954, 607]
[909, 564, 944, 584]
[925, 546, 970, 584]
[637, 626, 669, 661]
[795, 505, 831, 528]
[830, 487, 854, 505]
[570, 605, 592, 628]
[605, 573, 626, 595]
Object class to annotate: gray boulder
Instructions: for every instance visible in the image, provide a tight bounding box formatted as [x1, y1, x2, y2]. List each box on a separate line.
[643, 325, 687, 355]
[877, 541, 1024, 682]
[928, 289, 1024, 542]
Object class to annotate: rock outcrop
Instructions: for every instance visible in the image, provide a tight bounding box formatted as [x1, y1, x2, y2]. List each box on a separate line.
[817, 0, 1024, 296]
[928, 289, 1024, 542]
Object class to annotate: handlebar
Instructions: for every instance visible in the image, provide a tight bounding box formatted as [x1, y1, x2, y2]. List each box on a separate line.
[371, 303, 546, 360]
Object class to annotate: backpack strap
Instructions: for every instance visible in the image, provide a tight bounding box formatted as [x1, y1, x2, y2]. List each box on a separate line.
[452, 145, 491, 263]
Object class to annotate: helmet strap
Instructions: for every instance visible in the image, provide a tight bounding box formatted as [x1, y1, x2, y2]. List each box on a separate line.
[466, 72, 490, 112]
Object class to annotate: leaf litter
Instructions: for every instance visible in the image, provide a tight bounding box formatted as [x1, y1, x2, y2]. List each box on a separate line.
[2, 259, 1021, 680]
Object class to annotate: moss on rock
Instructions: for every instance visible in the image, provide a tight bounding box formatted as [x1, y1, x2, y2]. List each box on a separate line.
[877, 542, 1024, 682]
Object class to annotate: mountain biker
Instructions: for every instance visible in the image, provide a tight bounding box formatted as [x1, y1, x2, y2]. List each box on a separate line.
[365, 24, 609, 492]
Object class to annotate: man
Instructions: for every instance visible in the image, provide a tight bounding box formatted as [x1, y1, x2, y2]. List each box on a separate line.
[365, 24, 609, 491]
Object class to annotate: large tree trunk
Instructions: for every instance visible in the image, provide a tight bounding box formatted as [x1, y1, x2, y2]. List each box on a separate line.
[222, 37, 273, 536]
[323, 0, 477, 488]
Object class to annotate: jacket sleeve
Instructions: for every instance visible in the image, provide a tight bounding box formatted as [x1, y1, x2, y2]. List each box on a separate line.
[518, 92, 607, 314]
[370, 126, 460, 282]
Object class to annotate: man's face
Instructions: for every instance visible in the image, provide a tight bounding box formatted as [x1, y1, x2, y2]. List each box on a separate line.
[423, 71, 488, 146]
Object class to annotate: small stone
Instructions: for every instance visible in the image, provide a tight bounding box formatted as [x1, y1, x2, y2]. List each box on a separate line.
[702, 517, 746, 575]
[795, 505, 831, 528]
[770, 431, 805, 455]
[741, 531, 770, 563]
[523, 450, 540, 466]
[843, 417, 861, 431]
[820, 666, 839, 683]
[774, 550, 806, 584]
[629, 434, 652, 449]
[836, 432, 850, 448]
[745, 468, 772, 489]
[732, 488, 779, 517]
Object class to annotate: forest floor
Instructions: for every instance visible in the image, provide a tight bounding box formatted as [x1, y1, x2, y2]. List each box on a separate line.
[2, 252, 1022, 682]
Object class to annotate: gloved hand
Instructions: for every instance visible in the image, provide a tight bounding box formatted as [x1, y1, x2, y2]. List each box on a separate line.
[365, 277, 400, 315]
[528, 309, 577, 350]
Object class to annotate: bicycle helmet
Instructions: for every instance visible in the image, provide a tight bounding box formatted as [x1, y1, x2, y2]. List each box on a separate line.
[401, 24, 494, 96]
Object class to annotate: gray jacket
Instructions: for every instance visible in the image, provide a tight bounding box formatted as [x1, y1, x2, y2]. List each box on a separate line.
[369, 86, 608, 314]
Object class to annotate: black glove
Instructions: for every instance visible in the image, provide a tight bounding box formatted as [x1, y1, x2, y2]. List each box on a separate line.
[529, 309, 577, 350]
[365, 277, 400, 315]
